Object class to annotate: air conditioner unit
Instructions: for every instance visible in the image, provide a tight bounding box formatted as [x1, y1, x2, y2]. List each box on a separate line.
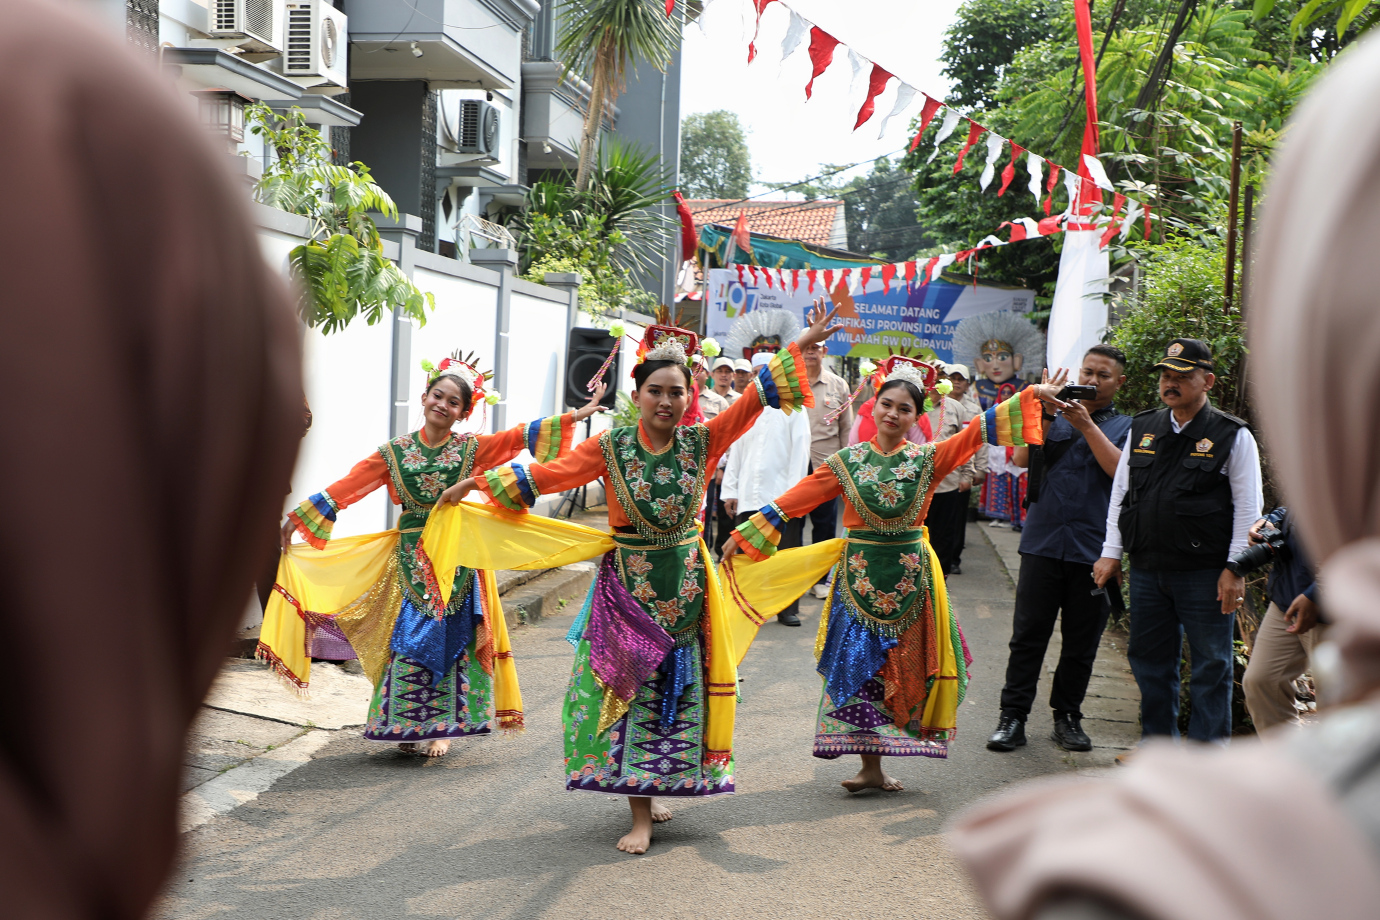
[283, 0, 348, 92]
[457, 101, 500, 156]
[209, 0, 281, 54]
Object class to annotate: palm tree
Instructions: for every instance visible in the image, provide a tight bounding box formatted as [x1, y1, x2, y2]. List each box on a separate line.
[555, 0, 680, 192]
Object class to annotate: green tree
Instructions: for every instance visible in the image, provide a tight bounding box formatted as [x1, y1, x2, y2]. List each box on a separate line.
[556, 0, 680, 192]
[680, 110, 752, 199]
[247, 104, 433, 334]
[940, 0, 1067, 110]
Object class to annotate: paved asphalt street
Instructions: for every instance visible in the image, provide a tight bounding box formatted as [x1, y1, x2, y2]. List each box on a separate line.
[158, 525, 1132, 920]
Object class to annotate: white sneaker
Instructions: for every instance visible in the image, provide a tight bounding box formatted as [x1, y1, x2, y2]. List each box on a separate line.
[810, 583, 830, 599]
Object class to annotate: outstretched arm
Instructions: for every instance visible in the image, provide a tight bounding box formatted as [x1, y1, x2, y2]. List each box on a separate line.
[473, 380, 608, 469]
[440, 433, 607, 509]
[282, 451, 390, 549]
[723, 465, 842, 560]
[932, 370, 1069, 484]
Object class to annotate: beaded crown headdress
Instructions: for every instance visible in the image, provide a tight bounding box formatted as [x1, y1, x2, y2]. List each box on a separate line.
[420, 349, 496, 420]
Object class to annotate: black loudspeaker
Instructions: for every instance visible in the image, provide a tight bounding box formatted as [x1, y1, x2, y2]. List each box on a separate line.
[564, 327, 620, 409]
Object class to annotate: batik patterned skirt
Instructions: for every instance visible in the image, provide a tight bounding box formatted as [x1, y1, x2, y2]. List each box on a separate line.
[363, 643, 495, 742]
[979, 470, 1027, 527]
[814, 678, 952, 759]
[563, 635, 734, 798]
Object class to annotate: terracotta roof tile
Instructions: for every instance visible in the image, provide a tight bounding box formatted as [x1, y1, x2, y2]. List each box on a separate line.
[685, 199, 844, 248]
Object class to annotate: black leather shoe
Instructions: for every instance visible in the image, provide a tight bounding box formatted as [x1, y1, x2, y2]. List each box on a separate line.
[986, 715, 1027, 751]
[1051, 712, 1092, 751]
[951, 564, 962, 575]
[778, 611, 801, 627]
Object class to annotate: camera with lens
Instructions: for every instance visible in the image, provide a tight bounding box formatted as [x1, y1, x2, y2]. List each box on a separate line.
[1226, 523, 1288, 575]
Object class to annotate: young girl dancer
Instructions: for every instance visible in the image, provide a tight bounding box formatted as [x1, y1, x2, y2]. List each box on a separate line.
[442, 303, 841, 852]
[274, 353, 606, 757]
[724, 357, 1066, 790]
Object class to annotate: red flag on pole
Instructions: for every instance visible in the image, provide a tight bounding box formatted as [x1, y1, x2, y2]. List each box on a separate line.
[672, 191, 698, 262]
[953, 120, 986, 175]
[854, 64, 894, 131]
[908, 96, 944, 151]
[732, 212, 752, 256]
[747, 0, 778, 63]
[1071, 0, 1103, 227]
[805, 28, 841, 100]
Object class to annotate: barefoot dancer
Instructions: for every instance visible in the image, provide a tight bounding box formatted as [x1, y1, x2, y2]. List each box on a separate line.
[441, 304, 840, 852]
[724, 357, 1067, 791]
[277, 353, 607, 757]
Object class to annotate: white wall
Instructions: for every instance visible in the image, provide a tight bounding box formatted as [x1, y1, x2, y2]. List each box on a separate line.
[409, 266, 500, 435]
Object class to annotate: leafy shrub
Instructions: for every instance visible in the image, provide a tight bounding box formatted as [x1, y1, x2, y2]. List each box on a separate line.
[1105, 237, 1245, 418]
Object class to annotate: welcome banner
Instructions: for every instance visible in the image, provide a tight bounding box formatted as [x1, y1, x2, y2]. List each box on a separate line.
[705, 268, 1034, 362]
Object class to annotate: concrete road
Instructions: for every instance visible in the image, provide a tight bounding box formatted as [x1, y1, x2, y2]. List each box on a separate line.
[158, 525, 1131, 920]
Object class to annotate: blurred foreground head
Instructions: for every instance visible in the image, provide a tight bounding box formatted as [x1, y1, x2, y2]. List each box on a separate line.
[1251, 35, 1380, 704]
[0, 1, 301, 918]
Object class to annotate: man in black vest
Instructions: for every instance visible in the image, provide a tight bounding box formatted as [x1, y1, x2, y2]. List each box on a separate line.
[987, 345, 1133, 754]
[1093, 339, 1262, 746]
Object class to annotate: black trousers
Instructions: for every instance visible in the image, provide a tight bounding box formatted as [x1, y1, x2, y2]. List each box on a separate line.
[999, 553, 1110, 719]
[926, 489, 969, 576]
[735, 510, 805, 616]
[706, 480, 735, 559]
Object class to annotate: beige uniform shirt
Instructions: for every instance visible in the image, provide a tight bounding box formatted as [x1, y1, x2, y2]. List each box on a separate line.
[807, 368, 854, 468]
[699, 387, 730, 421]
[931, 396, 985, 492]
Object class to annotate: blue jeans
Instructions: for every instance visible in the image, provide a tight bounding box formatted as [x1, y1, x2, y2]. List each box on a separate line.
[1128, 567, 1235, 743]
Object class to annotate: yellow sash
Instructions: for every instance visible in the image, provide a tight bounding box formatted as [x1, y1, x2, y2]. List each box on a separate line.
[717, 530, 962, 736]
[421, 501, 743, 760]
[259, 527, 523, 728]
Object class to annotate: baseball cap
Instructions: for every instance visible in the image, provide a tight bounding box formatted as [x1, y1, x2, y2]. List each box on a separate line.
[1152, 338, 1214, 373]
[946, 363, 970, 380]
[711, 357, 735, 372]
[733, 358, 752, 373]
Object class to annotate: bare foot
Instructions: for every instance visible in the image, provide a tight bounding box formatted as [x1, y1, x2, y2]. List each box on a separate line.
[650, 800, 673, 823]
[398, 742, 420, 754]
[841, 755, 903, 792]
[618, 797, 655, 854]
[426, 739, 451, 758]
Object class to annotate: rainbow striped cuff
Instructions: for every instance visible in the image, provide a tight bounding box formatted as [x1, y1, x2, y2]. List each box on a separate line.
[484, 464, 540, 511]
[289, 490, 338, 550]
[730, 502, 790, 561]
[525, 414, 573, 463]
[754, 343, 815, 414]
[978, 388, 1043, 447]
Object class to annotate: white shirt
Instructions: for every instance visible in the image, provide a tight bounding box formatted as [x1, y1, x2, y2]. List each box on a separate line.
[721, 406, 812, 510]
[1100, 411, 1263, 561]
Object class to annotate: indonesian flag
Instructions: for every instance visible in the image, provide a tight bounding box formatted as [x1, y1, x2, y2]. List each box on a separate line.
[673, 191, 698, 262]
[732, 212, 752, 256]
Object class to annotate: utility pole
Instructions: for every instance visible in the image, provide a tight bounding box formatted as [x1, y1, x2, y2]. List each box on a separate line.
[1240, 184, 1255, 311]
[1224, 121, 1242, 313]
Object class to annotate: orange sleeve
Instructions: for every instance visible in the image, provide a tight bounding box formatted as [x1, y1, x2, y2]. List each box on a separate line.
[728, 464, 842, 561]
[932, 417, 986, 488]
[286, 451, 389, 548]
[472, 411, 578, 471]
[475, 434, 607, 511]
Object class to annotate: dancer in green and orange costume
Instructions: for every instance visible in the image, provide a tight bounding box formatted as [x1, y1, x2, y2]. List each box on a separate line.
[274, 352, 607, 757]
[723, 358, 1068, 792]
[440, 302, 843, 853]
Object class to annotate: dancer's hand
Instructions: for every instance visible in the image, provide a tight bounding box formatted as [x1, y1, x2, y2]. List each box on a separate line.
[440, 477, 477, 506]
[722, 537, 741, 559]
[1032, 367, 1071, 408]
[797, 299, 844, 351]
[574, 380, 608, 421]
[280, 517, 296, 550]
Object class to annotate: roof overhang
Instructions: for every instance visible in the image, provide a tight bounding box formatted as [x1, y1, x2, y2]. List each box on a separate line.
[162, 48, 302, 102]
[267, 94, 363, 127]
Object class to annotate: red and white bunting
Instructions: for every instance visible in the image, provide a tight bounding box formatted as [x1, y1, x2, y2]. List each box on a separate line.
[953, 120, 986, 175]
[979, 133, 1006, 191]
[780, 10, 809, 65]
[854, 63, 894, 131]
[909, 95, 944, 151]
[998, 143, 1024, 197]
[877, 84, 917, 140]
[804, 27, 840, 99]
[928, 108, 961, 163]
[747, 0, 778, 62]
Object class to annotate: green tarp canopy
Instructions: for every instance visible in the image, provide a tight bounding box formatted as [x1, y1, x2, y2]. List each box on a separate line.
[698, 223, 881, 271]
